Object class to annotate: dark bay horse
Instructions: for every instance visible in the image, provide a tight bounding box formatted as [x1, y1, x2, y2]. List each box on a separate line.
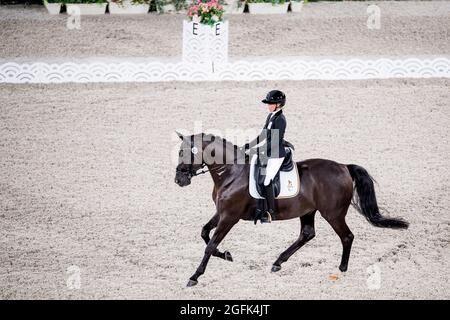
[174, 132, 409, 287]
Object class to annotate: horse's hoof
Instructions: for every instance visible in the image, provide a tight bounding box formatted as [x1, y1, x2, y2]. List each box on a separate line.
[339, 265, 348, 272]
[224, 251, 233, 262]
[271, 265, 281, 273]
[186, 279, 198, 287]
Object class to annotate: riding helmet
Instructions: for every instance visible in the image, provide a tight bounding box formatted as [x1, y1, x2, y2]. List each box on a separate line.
[262, 90, 286, 107]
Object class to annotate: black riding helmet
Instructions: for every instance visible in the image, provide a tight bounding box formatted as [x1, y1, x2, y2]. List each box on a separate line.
[262, 90, 286, 107]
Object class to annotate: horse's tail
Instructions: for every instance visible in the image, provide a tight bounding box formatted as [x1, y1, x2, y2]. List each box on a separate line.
[347, 164, 409, 229]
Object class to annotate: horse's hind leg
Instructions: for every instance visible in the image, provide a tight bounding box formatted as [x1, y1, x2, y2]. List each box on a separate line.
[271, 211, 316, 272]
[321, 208, 354, 272]
[201, 213, 233, 262]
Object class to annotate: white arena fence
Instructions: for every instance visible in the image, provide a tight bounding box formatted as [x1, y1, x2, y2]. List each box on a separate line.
[0, 56, 449, 83]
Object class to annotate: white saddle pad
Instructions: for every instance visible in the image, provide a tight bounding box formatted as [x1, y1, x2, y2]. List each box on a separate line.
[249, 152, 300, 199]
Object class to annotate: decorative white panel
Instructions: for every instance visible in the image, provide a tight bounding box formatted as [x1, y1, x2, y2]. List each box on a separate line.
[0, 61, 209, 83]
[182, 20, 229, 66]
[214, 57, 450, 81]
[0, 57, 449, 83]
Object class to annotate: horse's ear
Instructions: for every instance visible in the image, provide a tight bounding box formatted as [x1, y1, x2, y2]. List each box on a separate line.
[175, 130, 184, 141]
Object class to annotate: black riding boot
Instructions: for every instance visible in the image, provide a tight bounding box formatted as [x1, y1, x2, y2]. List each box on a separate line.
[261, 183, 276, 223]
[254, 198, 266, 224]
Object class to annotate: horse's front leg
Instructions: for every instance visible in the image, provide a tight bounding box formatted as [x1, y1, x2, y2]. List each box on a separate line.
[187, 216, 238, 287]
[201, 213, 233, 261]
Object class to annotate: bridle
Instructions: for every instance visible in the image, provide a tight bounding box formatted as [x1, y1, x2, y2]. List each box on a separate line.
[176, 161, 208, 178]
[177, 135, 209, 179]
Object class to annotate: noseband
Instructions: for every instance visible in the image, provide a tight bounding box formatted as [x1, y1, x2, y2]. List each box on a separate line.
[177, 162, 209, 179]
[190, 162, 209, 177]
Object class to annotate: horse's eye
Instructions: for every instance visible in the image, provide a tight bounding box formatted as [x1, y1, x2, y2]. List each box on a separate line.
[179, 150, 183, 157]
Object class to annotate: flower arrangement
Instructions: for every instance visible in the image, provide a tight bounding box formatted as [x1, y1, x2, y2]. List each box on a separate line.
[187, 0, 225, 26]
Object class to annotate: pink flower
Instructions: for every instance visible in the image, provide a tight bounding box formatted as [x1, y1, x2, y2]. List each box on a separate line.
[218, 5, 222, 10]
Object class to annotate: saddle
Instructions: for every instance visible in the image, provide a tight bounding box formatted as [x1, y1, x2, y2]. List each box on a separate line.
[254, 147, 294, 198]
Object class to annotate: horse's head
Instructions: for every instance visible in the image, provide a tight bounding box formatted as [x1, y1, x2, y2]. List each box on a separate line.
[174, 131, 206, 187]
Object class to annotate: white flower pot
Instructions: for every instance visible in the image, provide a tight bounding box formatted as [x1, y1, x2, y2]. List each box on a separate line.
[290, 1, 304, 13]
[44, 1, 62, 15]
[156, 4, 186, 14]
[108, 1, 150, 14]
[65, 3, 108, 15]
[223, 0, 245, 14]
[248, 2, 289, 14]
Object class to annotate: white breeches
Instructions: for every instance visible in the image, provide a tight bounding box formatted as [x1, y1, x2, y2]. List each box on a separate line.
[264, 157, 285, 186]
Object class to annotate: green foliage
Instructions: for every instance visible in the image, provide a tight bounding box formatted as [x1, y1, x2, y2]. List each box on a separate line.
[154, 0, 188, 13]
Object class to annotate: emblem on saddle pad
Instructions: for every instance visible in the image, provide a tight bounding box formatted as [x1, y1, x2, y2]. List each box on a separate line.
[287, 180, 293, 192]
